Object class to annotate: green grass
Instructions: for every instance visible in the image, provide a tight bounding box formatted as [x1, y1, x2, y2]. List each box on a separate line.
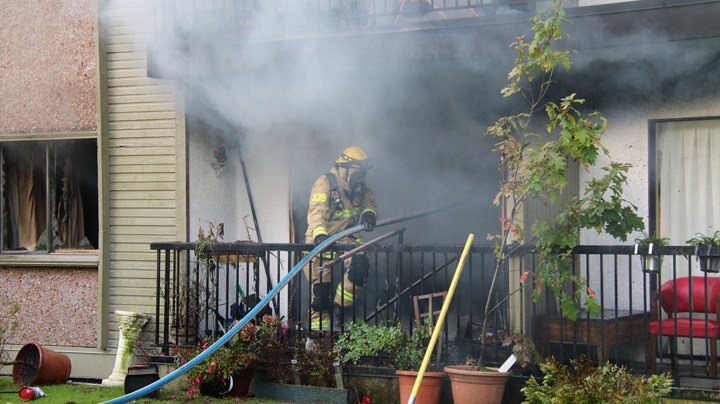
[0, 377, 287, 404]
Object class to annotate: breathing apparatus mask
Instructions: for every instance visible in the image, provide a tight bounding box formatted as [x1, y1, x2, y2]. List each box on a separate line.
[345, 165, 367, 197]
[335, 147, 370, 198]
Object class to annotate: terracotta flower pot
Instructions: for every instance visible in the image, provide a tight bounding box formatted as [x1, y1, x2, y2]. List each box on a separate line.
[444, 365, 510, 404]
[396, 369, 445, 404]
[13, 342, 71, 385]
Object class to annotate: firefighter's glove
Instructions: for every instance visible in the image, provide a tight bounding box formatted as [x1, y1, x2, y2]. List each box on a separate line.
[314, 234, 329, 245]
[361, 212, 376, 232]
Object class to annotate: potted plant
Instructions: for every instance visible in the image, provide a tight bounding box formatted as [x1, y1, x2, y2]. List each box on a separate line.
[334, 321, 406, 367]
[334, 321, 406, 403]
[445, 3, 644, 403]
[252, 314, 294, 384]
[252, 316, 351, 404]
[174, 323, 258, 398]
[687, 231, 720, 273]
[635, 231, 670, 273]
[395, 323, 446, 404]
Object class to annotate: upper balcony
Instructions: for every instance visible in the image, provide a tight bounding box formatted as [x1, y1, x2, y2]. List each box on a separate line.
[146, 0, 720, 80]
[150, 1, 720, 37]
[152, 0, 547, 37]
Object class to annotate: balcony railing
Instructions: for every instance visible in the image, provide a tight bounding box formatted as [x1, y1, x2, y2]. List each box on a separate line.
[155, 0, 662, 46]
[151, 240, 720, 380]
[153, 0, 542, 36]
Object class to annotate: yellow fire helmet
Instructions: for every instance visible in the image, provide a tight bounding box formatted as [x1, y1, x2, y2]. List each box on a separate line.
[335, 146, 371, 169]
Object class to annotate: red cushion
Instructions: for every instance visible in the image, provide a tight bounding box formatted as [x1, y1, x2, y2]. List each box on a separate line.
[649, 318, 719, 337]
[660, 276, 720, 314]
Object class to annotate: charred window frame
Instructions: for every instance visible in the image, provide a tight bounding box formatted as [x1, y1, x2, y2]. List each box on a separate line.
[0, 139, 99, 254]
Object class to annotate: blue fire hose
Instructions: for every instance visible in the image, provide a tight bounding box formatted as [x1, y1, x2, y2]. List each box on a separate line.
[101, 205, 452, 403]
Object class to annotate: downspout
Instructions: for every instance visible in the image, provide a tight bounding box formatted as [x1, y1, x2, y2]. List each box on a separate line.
[238, 150, 278, 315]
[95, 0, 111, 351]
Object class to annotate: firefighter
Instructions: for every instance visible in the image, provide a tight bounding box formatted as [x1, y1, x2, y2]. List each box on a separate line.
[304, 146, 377, 331]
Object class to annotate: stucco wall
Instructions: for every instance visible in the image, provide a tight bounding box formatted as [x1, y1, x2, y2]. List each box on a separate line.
[188, 125, 292, 317]
[581, 95, 720, 245]
[0, 0, 96, 133]
[188, 130, 245, 243]
[578, 95, 720, 312]
[0, 268, 97, 347]
[188, 123, 291, 245]
[0, 0, 99, 349]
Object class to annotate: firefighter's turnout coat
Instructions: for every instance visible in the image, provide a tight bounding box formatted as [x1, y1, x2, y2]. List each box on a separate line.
[305, 165, 377, 245]
[304, 165, 377, 329]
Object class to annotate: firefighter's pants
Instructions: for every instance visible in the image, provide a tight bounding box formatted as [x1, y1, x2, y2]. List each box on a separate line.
[303, 252, 366, 331]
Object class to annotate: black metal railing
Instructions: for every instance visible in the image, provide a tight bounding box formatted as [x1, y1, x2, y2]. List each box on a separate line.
[151, 240, 505, 363]
[152, 0, 544, 37]
[151, 241, 720, 379]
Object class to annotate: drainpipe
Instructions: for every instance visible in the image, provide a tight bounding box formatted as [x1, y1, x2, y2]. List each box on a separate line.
[238, 151, 278, 315]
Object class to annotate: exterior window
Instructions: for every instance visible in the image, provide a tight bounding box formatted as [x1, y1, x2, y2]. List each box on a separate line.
[1, 140, 98, 253]
[652, 117, 720, 274]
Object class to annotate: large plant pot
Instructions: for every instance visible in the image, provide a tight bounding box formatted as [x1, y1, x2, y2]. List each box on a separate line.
[229, 369, 253, 397]
[198, 369, 253, 398]
[444, 365, 510, 404]
[13, 342, 72, 385]
[396, 370, 445, 404]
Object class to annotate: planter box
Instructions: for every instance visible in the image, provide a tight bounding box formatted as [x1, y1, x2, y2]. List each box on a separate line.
[343, 365, 399, 404]
[255, 382, 350, 404]
[641, 255, 663, 273]
[699, 256, 720, 273]
[694, 246, 720, 273]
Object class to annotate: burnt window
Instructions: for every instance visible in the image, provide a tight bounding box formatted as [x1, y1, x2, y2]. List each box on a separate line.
[1, 140, 98, 253]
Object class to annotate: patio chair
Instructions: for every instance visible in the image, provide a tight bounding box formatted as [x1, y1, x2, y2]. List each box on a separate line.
[413, 291, 447, 361]
[648, 276, 720, 376]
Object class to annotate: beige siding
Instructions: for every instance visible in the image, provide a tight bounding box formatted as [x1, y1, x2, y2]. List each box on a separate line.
[100, 0, 186, 349]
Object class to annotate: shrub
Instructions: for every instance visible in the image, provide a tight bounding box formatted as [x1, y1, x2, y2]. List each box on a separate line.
[295, 334, 337, 387]
[250, 314, 294, 384]
[333, 322, 406, 366]
[395, 324, 429, 371]
[522, 356, 672, 404]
